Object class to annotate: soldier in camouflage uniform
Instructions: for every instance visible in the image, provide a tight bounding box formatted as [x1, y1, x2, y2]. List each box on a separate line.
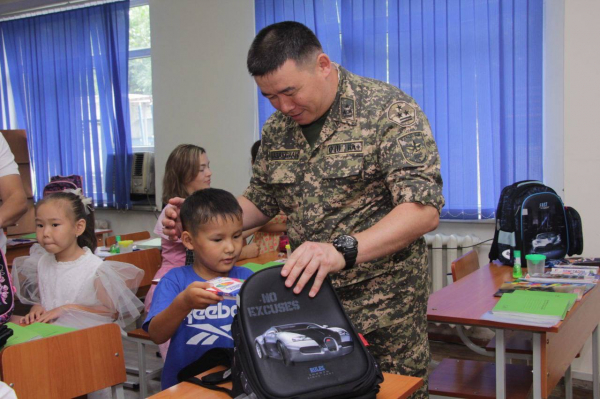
[163, 21, 443, 398]
[238, 22, 444, 398]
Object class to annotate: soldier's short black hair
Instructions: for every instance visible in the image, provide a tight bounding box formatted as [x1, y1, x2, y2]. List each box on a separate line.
[181, 188, 243, 235]
[247, 21, 323, 77]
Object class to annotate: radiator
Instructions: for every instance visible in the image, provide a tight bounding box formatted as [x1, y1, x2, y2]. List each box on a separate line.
[424, 233, 480, 293]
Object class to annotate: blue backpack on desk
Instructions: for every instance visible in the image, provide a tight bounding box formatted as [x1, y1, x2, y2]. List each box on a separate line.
[489, 180, 584, 266]
[178, 266, 383, 399]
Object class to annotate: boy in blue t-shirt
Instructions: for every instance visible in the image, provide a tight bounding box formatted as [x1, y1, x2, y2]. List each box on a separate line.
[144, 188, 253, 389]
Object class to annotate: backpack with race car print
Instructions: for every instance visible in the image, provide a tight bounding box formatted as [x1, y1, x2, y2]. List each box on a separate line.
[488, 180, 584, 267]
[179, 265, 383, 399]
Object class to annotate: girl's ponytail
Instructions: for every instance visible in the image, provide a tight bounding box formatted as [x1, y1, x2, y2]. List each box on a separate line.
[78, 209, 97, 253]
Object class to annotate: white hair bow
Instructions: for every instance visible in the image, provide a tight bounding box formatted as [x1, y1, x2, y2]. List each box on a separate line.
[64, 188, 94, 215]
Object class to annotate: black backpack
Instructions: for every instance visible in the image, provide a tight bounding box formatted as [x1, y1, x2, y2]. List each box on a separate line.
[489, 180, 584, 266]
[0, 249, 14, 347]
[179, 266, 384, 399]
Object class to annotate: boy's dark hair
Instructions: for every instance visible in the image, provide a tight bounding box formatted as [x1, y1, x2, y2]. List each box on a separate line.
[251, 139, 261, 165]
[181, 188, 243, 235]
[37, 191, 97, 252]
[247, 21, 323, 77]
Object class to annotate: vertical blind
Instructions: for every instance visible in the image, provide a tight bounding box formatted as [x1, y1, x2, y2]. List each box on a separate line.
[0, 0, 132, 207]
[255, 0, 543, 219]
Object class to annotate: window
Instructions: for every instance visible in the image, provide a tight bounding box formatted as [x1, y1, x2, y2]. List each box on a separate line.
[129, 0, 153, 152]
[254, 0, 544, 220]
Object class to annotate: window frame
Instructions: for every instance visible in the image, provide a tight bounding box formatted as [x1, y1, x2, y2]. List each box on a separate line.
[129, 0, 153, 153]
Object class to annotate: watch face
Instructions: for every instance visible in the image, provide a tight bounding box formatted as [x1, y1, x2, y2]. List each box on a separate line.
[335, 235, 357, 249]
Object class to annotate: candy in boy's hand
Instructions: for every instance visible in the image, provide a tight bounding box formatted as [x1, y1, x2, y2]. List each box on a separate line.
[205, 277, 245, 300]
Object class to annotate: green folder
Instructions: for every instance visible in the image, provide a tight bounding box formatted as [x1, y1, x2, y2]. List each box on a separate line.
[25, 322, 76, 337]
[492, 290, 575, 321]
[4, 322, 42, 346]
[241, 260, 284, 273]
[4, 322, 77, 347]
[510, 290, 578, 311]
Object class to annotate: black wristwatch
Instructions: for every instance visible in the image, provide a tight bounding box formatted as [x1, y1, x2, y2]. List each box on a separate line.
[332, 235, 358, 270]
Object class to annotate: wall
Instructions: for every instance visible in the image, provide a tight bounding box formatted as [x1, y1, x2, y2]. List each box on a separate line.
[562, 0, 600, 380]
[99, 0, 258, 235]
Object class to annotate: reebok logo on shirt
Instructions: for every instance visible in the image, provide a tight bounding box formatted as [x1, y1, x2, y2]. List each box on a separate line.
[184, 302, 237, 346]
[186, 324, 233, 346]
[185, 302, 237, 323]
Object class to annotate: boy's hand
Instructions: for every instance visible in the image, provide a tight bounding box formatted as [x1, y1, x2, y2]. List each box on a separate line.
[179, 281, 222, 310]
[20, 305, 46, 325]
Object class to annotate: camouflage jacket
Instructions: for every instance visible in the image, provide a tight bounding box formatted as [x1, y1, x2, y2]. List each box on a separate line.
[243, 65, 444, 331]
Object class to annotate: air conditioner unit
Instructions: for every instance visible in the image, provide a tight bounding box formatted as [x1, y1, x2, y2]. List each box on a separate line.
[131, 152, 155, 195]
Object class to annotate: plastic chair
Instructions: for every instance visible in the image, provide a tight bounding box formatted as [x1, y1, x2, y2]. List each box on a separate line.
[0, 323, 126, 399]
[106, 248, 162, 398]
[105, 231, 151, 247]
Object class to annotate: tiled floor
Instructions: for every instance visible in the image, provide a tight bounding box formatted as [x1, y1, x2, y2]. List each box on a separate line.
[429, 339, 594, 399]
[122, 337, 163, 398]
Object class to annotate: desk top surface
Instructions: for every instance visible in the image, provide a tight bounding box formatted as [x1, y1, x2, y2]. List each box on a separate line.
[149, 367, 422, 399]
[427, 262, 600, 332]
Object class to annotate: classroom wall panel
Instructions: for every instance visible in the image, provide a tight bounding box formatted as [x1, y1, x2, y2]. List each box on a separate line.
[563, 0, 600, 381]
[149, 0, 257, 204]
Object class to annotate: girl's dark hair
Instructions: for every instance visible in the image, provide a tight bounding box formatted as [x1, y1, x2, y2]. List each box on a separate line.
[180, 188, 242, 236]
[251, 139, 261, 165]
[162, 144, 206, 205]
[37, 192, 97, 252]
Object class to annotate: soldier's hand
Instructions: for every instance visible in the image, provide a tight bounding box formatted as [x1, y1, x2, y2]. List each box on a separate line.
[281, 242, 346, 297]
[162, 199, 185, 241]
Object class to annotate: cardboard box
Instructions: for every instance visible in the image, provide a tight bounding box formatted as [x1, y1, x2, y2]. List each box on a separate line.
[0, 130, 28, 163]
[6, 199, 35, 236]
[18, 164, 33, 198]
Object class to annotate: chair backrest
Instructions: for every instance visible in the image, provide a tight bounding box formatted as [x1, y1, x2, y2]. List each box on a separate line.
[105, 231, 151, 247]
[0, 324, 126, 399]
[451, 250, 480, 282]
[105, 248, 161, 289]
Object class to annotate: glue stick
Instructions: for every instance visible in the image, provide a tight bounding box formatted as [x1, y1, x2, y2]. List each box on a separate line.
[285, 244, 291, 259]
[513, 250, 522, 279]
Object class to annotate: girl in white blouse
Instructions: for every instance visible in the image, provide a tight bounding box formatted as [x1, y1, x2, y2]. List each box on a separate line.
[13, 189, 144, 329]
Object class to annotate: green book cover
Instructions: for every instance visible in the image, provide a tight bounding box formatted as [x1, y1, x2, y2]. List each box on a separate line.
[492, 291, 573, 320]
[510, 290, 578, 311]
[241, 261, 283, 273]
[26, 322, 76, 337]
[4, 322, 42, 346]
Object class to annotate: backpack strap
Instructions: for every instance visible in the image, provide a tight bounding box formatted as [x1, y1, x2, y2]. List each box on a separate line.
[186, 370, 234, 396]
[177, 347, 235, 396]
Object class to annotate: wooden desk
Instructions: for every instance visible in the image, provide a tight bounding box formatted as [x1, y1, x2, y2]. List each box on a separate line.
[428, 262, 600, 398]
[149, 366, 422, 399]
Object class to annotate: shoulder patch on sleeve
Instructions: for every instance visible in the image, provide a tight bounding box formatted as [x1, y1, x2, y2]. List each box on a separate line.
[387, 101, 416, 127]
[398, 131, 429, 166]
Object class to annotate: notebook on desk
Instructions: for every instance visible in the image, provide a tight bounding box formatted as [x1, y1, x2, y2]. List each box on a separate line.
[135, 237, 162, 250]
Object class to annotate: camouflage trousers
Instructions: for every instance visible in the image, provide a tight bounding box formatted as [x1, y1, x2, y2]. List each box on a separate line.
[363, 298, 430, 399]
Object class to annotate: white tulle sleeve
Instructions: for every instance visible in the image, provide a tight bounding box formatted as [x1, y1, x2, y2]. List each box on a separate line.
[93, 260, 145, 328]
[12, 244, 47, 306]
